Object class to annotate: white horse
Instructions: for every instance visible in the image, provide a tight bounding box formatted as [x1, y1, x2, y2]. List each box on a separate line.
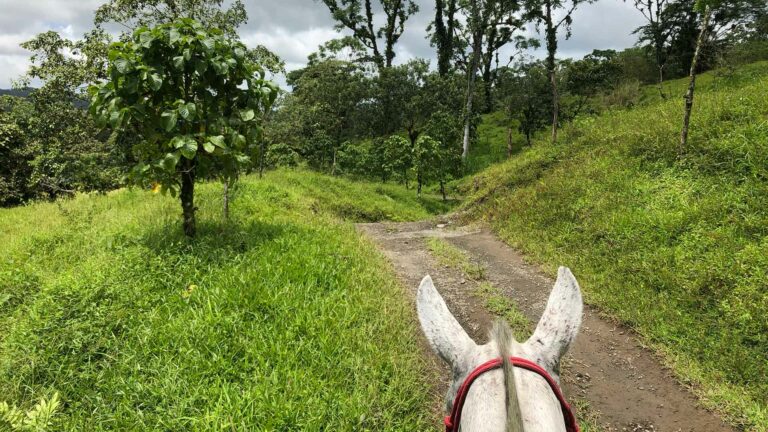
[417, 266, 583, 432]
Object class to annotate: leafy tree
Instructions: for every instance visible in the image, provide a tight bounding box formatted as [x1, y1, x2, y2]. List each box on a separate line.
[94, 0, 247, 36]
[0, 98, 32, 206]
[479, 2, 534, 113]
[679, 0, 712, 153]
[412, 135, 440, 195]
[523, 0, 596, 143]
[561, 50, 622, 116]
[14, 30, 126, 199]
[320, 0, 419, 69]
[283, 60, 368, 172]
[89, 19, 278, 236]
[424, 111, 463, 199]
[496, 61, 551, 148]
[626, 0, 673, 98]
[459, 0, 492, 160]
[383, 135, 412, 186]
[650, 0, 767, 78]
[455, 0, 535, 159]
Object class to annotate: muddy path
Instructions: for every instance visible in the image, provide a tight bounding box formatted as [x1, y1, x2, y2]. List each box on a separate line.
[358, 221, 734, 432]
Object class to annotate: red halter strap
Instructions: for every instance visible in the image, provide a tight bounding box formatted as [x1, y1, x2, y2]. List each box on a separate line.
[444, 356, 579, 432]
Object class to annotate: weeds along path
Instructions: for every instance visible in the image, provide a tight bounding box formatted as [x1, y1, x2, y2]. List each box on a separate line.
[358, 221, 734, 432]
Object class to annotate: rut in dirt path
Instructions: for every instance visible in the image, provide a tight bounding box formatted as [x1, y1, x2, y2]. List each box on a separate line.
[358, 220, 735, 432]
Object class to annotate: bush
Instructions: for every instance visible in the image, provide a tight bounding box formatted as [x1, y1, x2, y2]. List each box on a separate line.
[265, 142, 301, 168]
[601, 79, 642, 109]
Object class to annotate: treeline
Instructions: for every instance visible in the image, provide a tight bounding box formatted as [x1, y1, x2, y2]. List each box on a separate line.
[1, 0, 767, 207]
[266, 0, 768, 190]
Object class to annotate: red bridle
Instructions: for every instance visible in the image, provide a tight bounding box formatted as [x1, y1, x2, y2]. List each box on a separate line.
[444, 356, 579, 432]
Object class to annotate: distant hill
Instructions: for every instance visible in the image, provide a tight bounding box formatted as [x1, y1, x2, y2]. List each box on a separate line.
[0, 88, 34, 98]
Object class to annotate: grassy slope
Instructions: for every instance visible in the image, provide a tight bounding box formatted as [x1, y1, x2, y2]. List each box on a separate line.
[0, 170, 451, 430]
[461, 62, 768, 430]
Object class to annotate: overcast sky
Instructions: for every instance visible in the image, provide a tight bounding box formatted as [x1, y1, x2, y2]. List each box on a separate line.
[0, 0, 646, 88]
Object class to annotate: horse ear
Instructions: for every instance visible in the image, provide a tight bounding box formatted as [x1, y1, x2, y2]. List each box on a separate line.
[417, 275, 476, 370]
[524, 267, 583, 375]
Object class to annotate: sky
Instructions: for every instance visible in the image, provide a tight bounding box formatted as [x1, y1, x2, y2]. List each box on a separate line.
[0, 0, 647, 89]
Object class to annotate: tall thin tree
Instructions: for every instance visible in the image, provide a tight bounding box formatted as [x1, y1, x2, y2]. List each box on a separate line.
[524, 0, 594, 143]
[679, 3, 712, 153]
[626, 0, 670, 98]
[321, 0, 418, 69]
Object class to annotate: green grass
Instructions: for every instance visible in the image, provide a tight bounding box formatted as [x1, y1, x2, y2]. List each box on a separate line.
[473, 282, 529, 338]
[425, 237, 486, 281]
[460, 61, 768, 430]
[0, 169, 449, 430]
[466, 61, 768, 176]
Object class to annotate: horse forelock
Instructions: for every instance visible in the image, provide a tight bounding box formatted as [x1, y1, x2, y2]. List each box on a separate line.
[493, 320, 525, 432]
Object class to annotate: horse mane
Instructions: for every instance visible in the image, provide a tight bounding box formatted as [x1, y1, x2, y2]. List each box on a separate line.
[493, 320, 525, 432]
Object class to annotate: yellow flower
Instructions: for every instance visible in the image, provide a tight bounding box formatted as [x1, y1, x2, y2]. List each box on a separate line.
[151, 183, 161, 194]
[182, 284, 197, 299]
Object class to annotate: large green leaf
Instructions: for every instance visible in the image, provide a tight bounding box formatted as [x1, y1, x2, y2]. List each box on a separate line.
[178, 104, 192, 120]
[139, 31, 154, 48]
[194, 60, 208, 75]
[173, 56, 184, 70]
[169, 28, 181, 44]
[160, 152, 180, 171]
[185, 103, 197, 119]
[203, 141, 216, 153]
[171, 136, 186, 149]
[239, 109, 255, 122]
[232, 133, 246, 149]
[109, 110, 125, 128]
[180, 138, 198, 159]
[212, 61, 229, 76]
[209, 135, 226, 149]
[149, 74, 163, 91]
[201, 38, 216, 51]
[161, 111, 178, 132]
[114, 58, 131, 74]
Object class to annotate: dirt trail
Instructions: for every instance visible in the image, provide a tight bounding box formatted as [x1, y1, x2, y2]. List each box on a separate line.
[358, 221, 734, 432]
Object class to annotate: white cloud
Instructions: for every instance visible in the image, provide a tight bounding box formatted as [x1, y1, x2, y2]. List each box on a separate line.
[241, 27, 338, 67]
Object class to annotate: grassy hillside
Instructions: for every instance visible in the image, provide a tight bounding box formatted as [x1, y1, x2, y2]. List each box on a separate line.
[0, 170, 450, 430]
[461, 62, 768, 430]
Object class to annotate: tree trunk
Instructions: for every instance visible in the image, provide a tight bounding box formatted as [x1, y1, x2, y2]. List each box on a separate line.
[331, 147, 337, 175]
[180, 158, 196, 237]
[223, 180, 230, 221]
[482, 60, 494, 114]
[506, 126, 514, 157]
[680, 6, 711, 154]
[434, 0, 457, 76]
[417, 173, 422, 195]
[440, 180, 446, 201]
[544, 0, 559, 144]
[463, 27, 483, 160]
[259, 139, 265, 178]
[481, 29, 497, 114]
[657, 64, 666, 99]
[550, 69, 559, 143]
